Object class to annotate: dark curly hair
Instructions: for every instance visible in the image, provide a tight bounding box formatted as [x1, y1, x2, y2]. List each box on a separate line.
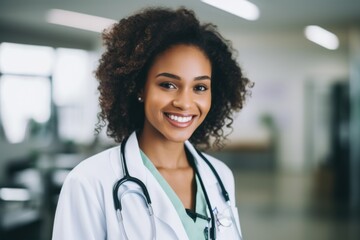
[95, 7, 252, 148]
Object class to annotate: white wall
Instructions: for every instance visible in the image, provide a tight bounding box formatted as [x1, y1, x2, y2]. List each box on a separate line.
[222, 28, 349, 172]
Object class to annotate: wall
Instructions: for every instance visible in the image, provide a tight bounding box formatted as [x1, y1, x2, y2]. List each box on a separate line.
[221, 28, 349, 173]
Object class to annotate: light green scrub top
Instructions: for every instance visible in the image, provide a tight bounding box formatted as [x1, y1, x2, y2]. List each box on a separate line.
[140, 150, 209, 239]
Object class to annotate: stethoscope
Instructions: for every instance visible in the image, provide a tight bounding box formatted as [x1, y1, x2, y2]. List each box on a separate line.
[113, 136, 243, 239]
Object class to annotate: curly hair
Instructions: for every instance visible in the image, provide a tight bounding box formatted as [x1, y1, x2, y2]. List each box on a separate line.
[95, 7, 252, 148]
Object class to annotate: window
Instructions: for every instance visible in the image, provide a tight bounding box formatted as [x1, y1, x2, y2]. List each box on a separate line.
[0, 43, 53, 143]
[0, 42, 97, 144]
[53, 48, 98, 143]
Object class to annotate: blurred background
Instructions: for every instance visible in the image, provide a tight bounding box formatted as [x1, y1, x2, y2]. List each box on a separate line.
[0, 0, 359, 239]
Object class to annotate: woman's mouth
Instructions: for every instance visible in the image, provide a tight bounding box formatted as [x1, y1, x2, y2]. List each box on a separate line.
[167, 114, 192, 123]
[165, 113, 195, 127]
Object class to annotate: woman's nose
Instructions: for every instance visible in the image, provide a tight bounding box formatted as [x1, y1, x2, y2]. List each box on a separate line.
[172, 90, 192, 110]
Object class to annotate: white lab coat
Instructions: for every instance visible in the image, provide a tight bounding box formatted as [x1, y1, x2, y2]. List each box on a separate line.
[52, 132, 242, 239]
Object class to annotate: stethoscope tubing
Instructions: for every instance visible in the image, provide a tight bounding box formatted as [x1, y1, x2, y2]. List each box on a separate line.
[112, 136, 242, 240]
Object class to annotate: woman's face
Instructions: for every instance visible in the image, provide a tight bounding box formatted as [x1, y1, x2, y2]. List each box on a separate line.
[141, 44, 212, 143]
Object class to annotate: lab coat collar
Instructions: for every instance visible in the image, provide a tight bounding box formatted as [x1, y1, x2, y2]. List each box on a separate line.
[123, 132, 217, 186]
[123, 132, 189, 239]
[185, 141, 225, 218]
[124, 132, 217, 186]
[184, 141, 218, 186]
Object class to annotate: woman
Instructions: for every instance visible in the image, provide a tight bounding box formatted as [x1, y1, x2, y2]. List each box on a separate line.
[52, 7, 252, 240]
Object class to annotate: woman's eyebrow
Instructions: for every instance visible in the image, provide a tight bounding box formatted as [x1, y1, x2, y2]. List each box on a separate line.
[194, 75, 211, 81]
[156, 72, 180, 80]
[156, 72, 211, 81]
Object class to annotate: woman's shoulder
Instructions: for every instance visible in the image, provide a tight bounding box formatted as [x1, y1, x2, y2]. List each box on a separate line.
[200, 152, 233, 178]
[185, 141, 233, 179]
[64, 146, 120, 184]
[199, 151, 237, 202]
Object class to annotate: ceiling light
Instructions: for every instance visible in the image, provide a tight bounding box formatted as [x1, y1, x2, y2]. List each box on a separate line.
[46, 9, 117, 33]
[201, 0, 260, 21]
[304, 25, 339, 50]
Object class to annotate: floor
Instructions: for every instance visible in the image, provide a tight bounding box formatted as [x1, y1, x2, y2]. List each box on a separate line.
[234, 170, 359, 240]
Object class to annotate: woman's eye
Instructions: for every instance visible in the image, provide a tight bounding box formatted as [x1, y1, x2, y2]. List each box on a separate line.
[159, 82, 176, 89]
[194, 85, 208, 92]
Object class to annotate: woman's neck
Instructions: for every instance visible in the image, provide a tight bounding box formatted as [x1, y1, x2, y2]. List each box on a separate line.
[137, 131, 189, 169]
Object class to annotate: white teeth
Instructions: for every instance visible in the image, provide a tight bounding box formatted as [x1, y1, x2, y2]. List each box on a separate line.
[168, 114, 192, 123]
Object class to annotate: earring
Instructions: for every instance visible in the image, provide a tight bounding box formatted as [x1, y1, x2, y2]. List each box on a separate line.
[138, 96, 143, 102]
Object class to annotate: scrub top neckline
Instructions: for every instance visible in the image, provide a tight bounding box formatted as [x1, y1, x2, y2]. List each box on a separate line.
[140, 150, 209, 239]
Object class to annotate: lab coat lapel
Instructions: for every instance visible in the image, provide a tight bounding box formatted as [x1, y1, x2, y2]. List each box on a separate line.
[124, 132, 189, 239]
[185, 142, 222, 211]
[123, 133, 147, 183]
[184, 141, 218, 188]
[146, 172, 189, 239]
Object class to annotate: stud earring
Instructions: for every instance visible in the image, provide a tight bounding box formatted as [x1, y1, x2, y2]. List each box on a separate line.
[138, 96, 143, 102]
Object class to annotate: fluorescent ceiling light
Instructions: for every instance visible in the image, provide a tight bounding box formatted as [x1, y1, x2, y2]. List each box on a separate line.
[46, 9, 117, 33]
[201, 0, 259, 21]
[304, 25, 339, 50]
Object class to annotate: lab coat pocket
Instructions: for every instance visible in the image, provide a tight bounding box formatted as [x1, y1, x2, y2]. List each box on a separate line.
[214, 205, 242, 240]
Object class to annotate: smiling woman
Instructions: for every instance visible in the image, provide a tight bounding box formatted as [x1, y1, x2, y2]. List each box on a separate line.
[52, 7, 252, 240]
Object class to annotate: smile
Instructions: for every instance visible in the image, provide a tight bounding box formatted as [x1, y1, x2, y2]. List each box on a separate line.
[166, 114, 193, 123]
